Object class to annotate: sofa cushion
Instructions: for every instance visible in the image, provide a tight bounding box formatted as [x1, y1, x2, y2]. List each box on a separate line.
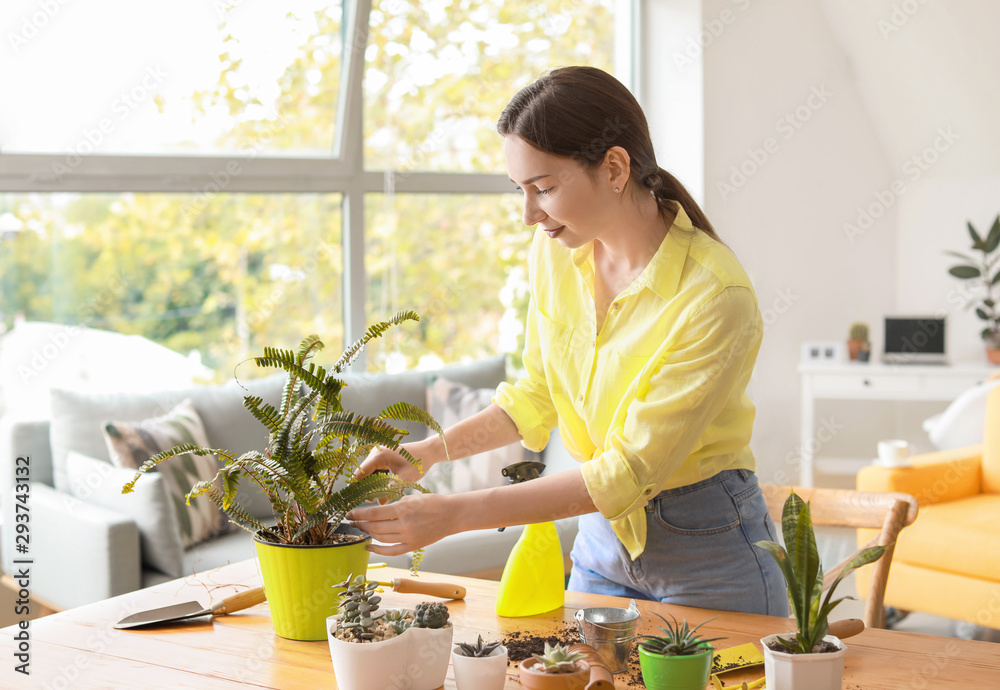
[338, 355, 506, 441]
[419, 378, 526, 494]
[893, 493, 1000, 582]
[982, 385, 1000, 493]
[103, 398, 226, 549]
[66, 451, 184, 577]
[49, 374, 288, 518]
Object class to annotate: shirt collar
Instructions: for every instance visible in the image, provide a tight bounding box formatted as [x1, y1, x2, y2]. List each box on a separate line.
[571, 203, 695, 302]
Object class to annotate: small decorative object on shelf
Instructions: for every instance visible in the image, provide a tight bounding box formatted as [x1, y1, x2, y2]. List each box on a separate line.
[945, 215, 1000, 364]
[636, 613, 723, 690]
[847, 322, 870, 361]
[754, 491, 888, 690]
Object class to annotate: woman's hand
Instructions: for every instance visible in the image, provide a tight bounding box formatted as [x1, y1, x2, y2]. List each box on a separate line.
[347, 493, 456, 556]
[354, 443, 428, 485]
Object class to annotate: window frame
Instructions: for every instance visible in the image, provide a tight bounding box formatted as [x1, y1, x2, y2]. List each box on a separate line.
[0, 0, 639, 365]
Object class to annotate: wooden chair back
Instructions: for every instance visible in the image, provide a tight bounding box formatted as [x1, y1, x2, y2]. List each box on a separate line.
[760, 485, 919, 629]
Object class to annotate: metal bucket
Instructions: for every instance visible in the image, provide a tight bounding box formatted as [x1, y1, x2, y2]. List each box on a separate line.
[574, 599, 641, 674]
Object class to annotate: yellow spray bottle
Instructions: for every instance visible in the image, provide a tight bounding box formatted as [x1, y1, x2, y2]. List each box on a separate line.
[495, 461, 566, 617]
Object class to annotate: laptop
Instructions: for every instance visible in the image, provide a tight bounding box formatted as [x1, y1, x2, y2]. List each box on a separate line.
[882, 316, 948, 365]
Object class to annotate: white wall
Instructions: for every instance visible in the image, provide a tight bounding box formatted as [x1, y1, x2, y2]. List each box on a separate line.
[643, 0, 1000, 484]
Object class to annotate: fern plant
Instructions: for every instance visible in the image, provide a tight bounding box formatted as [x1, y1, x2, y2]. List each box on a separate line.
[122, 310, 446, 546]
[755, 491, 887, 654]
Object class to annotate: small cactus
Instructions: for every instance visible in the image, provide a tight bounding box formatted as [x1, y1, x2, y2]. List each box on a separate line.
[412, 601, 450, 629]
[532, 641, 586, 674]
[455, 634, 503, 658]
[849, 322, 869, 341]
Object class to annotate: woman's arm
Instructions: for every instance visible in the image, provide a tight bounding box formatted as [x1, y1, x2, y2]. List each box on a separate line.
[347, 467, 597, 556]
[354, 402, 523, 483]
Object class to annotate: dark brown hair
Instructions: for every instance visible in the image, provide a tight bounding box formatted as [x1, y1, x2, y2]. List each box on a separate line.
[497, 65, 720, 241]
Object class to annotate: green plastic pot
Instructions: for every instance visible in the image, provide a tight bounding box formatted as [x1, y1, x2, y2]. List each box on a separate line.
[253, 524, 371, 640]
[638, 643, 713, 690]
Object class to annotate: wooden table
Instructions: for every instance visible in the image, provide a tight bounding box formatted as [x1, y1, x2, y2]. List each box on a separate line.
[2, 559, 997, 688]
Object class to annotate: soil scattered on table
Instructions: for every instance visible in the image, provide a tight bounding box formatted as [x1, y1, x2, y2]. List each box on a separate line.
[502, 623, 580, 664]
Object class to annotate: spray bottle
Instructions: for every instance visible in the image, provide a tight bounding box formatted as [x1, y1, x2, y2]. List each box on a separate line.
[495, 461, 566, 617]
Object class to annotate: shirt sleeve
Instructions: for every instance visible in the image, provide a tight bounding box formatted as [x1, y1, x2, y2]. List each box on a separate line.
[494, 294, 560, 452]
[580, 285, 762, 522]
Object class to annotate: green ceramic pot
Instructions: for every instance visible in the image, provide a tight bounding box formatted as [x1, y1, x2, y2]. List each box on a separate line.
[638, 643, 713, 690]
[253, 524, 370, 641]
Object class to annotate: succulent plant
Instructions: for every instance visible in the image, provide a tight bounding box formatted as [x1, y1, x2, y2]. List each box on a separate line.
[381, 609, 412, 635]
[335, 574, 383, 640]
[412, 601, 450, 629]
[455, 634, 503, 658]
[531, 641, 586, 674]
[849, 322, 869, 342]
[637, 613, 723, 657]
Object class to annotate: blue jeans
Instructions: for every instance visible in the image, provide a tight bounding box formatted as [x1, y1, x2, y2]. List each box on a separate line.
[568, 469, 789, 616]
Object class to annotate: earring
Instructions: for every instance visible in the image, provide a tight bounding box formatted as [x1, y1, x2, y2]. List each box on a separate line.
[614, 187, 620, 193]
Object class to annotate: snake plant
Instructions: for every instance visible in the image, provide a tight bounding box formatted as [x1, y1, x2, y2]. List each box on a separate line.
[122, 310, 445, 546]
[755, 491, 887, 654]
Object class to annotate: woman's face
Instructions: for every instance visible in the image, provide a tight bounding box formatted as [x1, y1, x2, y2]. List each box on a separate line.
[504, 135, 616, 249]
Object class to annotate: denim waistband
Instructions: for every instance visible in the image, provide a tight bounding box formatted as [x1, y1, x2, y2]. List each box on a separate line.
[649, 468, 753, 504]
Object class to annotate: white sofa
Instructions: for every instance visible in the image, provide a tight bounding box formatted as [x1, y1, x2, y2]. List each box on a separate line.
[0, 355, 579, 610]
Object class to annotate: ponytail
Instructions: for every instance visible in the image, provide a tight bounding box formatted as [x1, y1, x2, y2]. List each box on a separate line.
[640, 167, 722, 243]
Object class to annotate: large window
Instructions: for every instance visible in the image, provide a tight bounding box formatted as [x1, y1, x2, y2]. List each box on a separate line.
[0, 0, 628, 376]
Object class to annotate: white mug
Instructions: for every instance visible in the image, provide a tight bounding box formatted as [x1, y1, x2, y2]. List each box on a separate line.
[877, 439, 910, 467]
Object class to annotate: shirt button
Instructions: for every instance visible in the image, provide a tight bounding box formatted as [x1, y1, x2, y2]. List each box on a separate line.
[578, 394, 584, 402]
[613, 302, 620, 309]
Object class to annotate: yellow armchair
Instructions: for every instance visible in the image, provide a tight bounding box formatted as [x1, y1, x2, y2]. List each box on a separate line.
[856, 384, 1000, 630]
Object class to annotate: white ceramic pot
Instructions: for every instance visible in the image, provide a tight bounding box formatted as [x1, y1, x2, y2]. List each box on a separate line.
[327, 615, 454, 690]
[761, 633, 846, 690]
[451, 644, 508, 690]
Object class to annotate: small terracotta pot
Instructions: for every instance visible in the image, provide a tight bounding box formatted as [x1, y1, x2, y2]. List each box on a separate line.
[987, 347, 1000, 365]
[518, 657, 590, 690]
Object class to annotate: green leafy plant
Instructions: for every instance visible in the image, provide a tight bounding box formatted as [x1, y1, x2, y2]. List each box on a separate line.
[755, 491, 887, 654]
[946, 215, 1000, 347]
[455, 634, 503, 658]
[531, 642, 586, 674]
[637, 613, 723, 657]
[122, 310, 446, 546]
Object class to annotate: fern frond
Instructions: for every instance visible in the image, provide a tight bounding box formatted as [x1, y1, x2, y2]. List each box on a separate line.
[255, 348, 344, 410]
[410, 549, 424, 577]
[333, 310, 419, 373]
[380, 402, 449, 462]
[186, 482, 267, 534]
[122, 444, 233, 494]
[243, 395, 283, 435]
[296, 334, 324, 361]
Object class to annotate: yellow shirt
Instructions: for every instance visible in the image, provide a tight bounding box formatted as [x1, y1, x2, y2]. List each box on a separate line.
[494, 205, 762, 559]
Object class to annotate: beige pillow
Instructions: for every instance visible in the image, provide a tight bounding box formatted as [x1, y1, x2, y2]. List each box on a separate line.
[419, 378, 531, 494]
[103, 398, 226, 549]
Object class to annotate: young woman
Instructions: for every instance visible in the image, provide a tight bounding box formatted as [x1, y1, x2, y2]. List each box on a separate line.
[348, 66, 788, 616]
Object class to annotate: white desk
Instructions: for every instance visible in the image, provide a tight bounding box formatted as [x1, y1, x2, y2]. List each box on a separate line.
[798, 361, 996, 486]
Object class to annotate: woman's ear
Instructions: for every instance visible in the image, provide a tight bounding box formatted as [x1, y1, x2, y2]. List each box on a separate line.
[603, 146, 631, 192]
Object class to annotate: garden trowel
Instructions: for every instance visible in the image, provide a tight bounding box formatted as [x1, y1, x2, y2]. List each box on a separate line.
[116, 577, 465, 630]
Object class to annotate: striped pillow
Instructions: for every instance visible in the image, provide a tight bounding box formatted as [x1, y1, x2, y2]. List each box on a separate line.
[103, 398, 226, 549]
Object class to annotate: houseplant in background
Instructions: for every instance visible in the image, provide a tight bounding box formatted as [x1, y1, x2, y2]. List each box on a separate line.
[452, 634, 509, 690]
[636, 613, 723, 690]
[945, 215, 1000, 363]
[326, 574, 454, 690]
[123, 311, 446, 640]
[847, 322, 870, 361]
[518, 641, 590, 690]
[755, 491, 887, 690]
